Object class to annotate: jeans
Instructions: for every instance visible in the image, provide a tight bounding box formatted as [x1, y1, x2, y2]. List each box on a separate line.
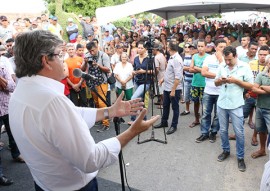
[217, 106, 245, 159]
[131, 83, 150, 121]
[201, 93, 219, 135]
[35, 177, 98, 191]
[161, 90, 181, 128]
[0, 155, 3, 177]
[0, 114, 20, 159]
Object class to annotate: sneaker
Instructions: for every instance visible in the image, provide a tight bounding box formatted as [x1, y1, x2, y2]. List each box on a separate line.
[209, 133, 216, 143]
[238, 158, 246, 172]
[217, 151, 230, 162]
[195, 134, 209, 143]
[97, 125, 110, 132]
[0, 176, 13, 186]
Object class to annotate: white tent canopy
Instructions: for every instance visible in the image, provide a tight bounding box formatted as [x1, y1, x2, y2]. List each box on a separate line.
[96, 0, 270, 25]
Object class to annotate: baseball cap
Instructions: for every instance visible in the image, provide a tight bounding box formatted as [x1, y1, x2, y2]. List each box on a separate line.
[153, 43, 162, 50]
[115, 44, 123, 49]
[229, 32, 238, 39]
[0, 15, 7, 21]
[52, 16, 58, 21]
[87, 33, 94, 37]
[67, 18, 73, 22]
[185, 43, 195, 48]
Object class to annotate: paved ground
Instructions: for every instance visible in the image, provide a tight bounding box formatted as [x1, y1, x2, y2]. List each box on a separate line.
[0, 99, 268, 191]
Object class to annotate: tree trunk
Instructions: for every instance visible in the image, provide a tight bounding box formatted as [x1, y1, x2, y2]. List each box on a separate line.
[55, 0, 63, 15]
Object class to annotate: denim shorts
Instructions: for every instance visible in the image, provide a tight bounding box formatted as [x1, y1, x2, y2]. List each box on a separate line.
[243, 97, 256, 118]
[190, 86, 204, 103]
[183, 80, 192, 102]
[255, 107, 270, 133]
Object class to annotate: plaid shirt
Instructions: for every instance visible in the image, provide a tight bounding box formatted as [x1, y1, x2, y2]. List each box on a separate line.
[0, 65, 15, 117]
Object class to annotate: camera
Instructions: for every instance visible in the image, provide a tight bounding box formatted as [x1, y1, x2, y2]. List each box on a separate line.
[144, 34, 155, 54]
[85, 53, 98, 65]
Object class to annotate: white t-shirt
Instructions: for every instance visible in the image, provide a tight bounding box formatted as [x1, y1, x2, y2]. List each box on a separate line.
[113, 62, 134, 89]
[202, 54, 221, 95]
[236, 46, 248, 58]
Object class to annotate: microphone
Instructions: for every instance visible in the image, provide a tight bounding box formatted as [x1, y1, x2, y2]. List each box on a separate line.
[73, 68, 97, 80]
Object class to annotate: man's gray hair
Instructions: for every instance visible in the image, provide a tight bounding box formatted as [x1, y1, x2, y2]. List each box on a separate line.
[14, 30, 63, 78]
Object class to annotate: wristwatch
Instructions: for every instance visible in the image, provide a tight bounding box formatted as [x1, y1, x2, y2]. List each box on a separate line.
[104, 108, 109, 119]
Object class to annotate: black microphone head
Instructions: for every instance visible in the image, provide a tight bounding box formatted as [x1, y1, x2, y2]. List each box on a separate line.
[73, 68, 82, 78]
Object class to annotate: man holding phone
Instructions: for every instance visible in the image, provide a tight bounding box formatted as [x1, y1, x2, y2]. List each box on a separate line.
[215, 46, 253, 172]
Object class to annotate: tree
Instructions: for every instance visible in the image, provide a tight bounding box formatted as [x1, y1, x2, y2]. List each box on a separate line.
[44, 0, 125, 17]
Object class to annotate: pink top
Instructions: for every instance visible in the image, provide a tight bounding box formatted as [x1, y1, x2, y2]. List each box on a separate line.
[129, 48, 138, 65]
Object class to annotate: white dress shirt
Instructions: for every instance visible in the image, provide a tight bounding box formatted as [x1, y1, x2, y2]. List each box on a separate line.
[9, 75, 121, 191]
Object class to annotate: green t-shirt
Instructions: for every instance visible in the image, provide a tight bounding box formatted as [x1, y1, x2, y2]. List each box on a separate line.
[255, 73, 270, 109]
[191, 53, 208, 87]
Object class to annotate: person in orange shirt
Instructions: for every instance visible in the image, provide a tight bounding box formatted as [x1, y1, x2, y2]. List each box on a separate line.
[65, 43, 87, 106]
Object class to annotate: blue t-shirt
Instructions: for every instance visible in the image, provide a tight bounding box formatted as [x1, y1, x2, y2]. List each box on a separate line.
[133, 56, 152, 85]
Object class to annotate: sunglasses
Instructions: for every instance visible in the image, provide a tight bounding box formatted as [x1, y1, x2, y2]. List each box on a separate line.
[1, 20, 7, 22]
[184, 46, 190, 48]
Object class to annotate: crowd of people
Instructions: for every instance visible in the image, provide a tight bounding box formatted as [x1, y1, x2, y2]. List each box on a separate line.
[0, 12, 270, 190]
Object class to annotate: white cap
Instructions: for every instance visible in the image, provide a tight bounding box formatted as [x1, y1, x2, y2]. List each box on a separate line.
[67, 18, 73, 22]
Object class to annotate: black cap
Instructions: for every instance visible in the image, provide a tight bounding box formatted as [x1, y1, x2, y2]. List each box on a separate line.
[0, 15, 7, 21]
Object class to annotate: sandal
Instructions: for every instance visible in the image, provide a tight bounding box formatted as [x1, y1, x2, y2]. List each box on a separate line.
[251, 140, 258, 146]
[189, 121, 200, 128]
[248, 122, 255, 129]
[157, 105, 163, 109]
[180, 111, 190, 116]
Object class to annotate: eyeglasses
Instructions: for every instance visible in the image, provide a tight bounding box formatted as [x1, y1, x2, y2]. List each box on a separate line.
[1, 20, 7, 22]
[133, 36, 138, 38]
[49, 51, 64, 59]
[184, 46, 190, 48]
[6, 45, 12, 47]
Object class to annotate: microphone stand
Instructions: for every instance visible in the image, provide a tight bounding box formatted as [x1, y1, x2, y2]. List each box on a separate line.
[87, 83, 126, 191]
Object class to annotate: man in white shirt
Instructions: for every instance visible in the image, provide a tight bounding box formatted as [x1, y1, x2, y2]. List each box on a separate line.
[9, 30, 159, 191]
[236, 35, 250, 58]
[195, 39, 226, 143]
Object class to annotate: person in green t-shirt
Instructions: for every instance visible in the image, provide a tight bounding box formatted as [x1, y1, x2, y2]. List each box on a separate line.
[250, 57, 270, 160]
[189, 40, 208, 128]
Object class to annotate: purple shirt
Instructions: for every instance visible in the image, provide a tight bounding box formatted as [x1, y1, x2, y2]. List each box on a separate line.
[0, 65, 15, 116]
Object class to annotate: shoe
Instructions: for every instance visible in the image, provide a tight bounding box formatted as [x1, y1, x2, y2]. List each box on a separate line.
[180, 111, 190, 116]
[217, 151, 230, 162]
[97, 125, 110, 132]
[153, 122, 168, 129]
[0, 176, 13, 186]
[94, 121, 102, 126]
[166, 127, 177, 135]
[195, 134, 209, 143]
[209, 133, 216, 143]
[154, 102, 161, 105]
[238, 158, 246, 172]
[120, 118, 125, 123]
[13, 155, 25, 163]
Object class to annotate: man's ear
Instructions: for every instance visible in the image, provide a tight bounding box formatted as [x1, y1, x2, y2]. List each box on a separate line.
[41, 55, 52, 70]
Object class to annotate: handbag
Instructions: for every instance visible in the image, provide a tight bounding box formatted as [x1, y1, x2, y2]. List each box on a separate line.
[100, 51, 116, 85]
[107, 73, 116, 84]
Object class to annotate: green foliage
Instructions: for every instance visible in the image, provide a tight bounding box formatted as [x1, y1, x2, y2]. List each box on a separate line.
[44, 0, 121, 17]
[112, 17, 132, 33]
